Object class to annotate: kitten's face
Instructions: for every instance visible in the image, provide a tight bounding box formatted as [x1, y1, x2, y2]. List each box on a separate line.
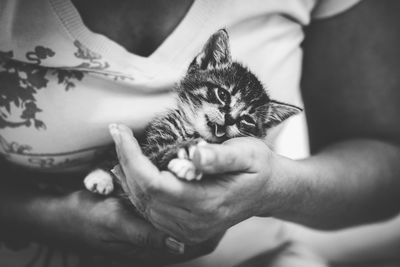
[179, 63, 271, 142]
[177, 29, 301, 143]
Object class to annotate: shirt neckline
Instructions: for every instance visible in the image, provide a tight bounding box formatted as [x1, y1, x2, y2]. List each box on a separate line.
[49, 0, 218, 76]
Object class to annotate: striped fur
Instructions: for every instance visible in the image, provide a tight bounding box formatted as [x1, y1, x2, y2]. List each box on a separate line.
[140, 29, 302, 169]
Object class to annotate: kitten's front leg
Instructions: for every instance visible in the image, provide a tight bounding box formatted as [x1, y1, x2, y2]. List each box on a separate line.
[167, 139, 207, 181]
[84, 168, 114, 195]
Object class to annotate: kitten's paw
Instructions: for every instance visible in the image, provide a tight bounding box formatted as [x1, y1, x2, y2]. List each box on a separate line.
[178, 138, 207, 160]
[84, 169, 114, 195]
[168, 158, 203, 181]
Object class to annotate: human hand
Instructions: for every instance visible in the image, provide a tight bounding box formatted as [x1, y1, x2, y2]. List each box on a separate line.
[58, 189, 219, 266]
[110, 124, 281, 244]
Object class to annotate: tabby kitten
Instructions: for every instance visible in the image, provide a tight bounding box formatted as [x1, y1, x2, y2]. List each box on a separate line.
[84, 29, 302, 195]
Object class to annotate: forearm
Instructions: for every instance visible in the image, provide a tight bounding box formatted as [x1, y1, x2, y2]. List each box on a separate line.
[269, 138, 400, 229]
[0, 176, 73, 245]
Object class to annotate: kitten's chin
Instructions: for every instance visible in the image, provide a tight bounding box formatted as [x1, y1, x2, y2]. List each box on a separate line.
[197, 126, 221, 143]
[192, 113, 233, 143]
[207, 123, 228, 143]
[197, 124, 238, 143]
[192, 119, 221, 143]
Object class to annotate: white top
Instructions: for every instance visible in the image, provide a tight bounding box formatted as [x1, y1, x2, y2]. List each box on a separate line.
[0, 0, 361, 173]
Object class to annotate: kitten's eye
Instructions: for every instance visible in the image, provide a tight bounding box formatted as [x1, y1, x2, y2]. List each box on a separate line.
[214, 87, 229, 104]
[241, 115, 255, 126]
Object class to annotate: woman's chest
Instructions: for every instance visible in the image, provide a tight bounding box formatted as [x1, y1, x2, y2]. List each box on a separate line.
[71, 0, 194, 56]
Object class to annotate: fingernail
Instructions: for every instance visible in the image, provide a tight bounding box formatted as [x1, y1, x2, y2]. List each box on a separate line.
[109, 124, 121, 145]
[197, 147, 214, 166]
[165, 237, 185, 254]
[110, 164, 124, 180]
[117, 124, 133, 136]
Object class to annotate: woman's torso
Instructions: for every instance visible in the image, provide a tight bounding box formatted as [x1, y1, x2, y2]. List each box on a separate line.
[0, 0, 312, 173]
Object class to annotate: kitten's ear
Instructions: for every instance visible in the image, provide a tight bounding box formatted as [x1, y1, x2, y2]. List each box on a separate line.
[188, 29, 232, 72]
[264, 100, 302, 128]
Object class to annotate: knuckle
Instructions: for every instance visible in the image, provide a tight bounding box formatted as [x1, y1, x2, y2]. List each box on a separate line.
[163, 223, 187, 244]
[224, 154, 236, 166]
[212, 202, 227, 220]
[186, 231, 207, 244]
[143, 179, 160, 195]
[175, 221, 187, 234]
[242, 146, 258, 170]
[204, 199, 226, 219]
[246, 145, 257, 162]
[183, 223, 210, 244]
[175, 224, 198, 244]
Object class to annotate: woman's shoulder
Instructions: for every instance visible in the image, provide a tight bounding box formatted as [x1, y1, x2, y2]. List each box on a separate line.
[312, 0, 363, 19]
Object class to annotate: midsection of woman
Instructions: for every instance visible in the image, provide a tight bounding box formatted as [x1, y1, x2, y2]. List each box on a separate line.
[0, 0, 313, 173]
[0, 0, 193, 172]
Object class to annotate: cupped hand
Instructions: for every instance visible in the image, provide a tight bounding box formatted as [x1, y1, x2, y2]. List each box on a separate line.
[110, 123, 280, 244]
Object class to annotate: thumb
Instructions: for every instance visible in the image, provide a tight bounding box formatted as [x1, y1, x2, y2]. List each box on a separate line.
[109, 124, 160, 188]
[192, 139, 256, 174]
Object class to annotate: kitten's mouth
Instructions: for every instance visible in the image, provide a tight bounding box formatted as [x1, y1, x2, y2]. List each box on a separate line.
[206, 120, 226, 138]
[205, 115, 227, 140]
[213, 124, 226, 138]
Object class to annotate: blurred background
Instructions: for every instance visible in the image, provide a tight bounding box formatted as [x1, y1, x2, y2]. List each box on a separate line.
[276, 113, 400, 267]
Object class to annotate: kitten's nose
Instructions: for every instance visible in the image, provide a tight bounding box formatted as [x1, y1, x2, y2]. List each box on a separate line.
[225, 114, 236, 126]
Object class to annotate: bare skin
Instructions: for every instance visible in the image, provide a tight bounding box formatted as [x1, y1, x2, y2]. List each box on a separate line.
[71, 0, 194, 56]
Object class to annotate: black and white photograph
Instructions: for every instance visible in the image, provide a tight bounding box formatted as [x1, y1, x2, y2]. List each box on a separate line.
[0, 0, 399, 266]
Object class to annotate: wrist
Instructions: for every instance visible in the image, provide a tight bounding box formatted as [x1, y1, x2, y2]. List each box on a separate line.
[0, 183, 67, 242]
[21, 193, 70, 242]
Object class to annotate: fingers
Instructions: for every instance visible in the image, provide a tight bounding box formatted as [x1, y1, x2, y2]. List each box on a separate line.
[108, 124, 192, 209]
[120, 212, 166, 248]
[110, 124, 187, 194]
[118, 208, 186, 255]
[109, 124, 159, 220]
[106, 124, 238, 247]
[192, 138, 261, 174]
[149, 208, 202, 245]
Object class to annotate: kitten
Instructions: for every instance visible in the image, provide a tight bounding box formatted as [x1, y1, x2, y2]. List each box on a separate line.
[84, 29, 302, 195]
